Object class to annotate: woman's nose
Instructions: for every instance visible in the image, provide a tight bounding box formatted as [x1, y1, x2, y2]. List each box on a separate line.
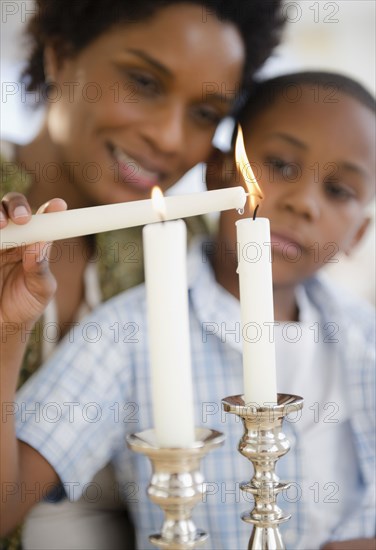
[142, 103, 186, 157]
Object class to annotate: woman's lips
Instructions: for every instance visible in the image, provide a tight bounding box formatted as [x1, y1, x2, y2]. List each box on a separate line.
[108, 144, 161, 190]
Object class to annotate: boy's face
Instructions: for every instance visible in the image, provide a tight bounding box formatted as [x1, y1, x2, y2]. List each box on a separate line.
[215, 86, 375, 288]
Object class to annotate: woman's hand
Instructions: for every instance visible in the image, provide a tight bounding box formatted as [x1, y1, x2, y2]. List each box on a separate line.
[0, 197, 65, 535]
[0, 193, 67, 330]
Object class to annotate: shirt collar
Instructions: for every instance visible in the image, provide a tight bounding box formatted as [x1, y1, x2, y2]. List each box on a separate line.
[187, 238, 242, 354]
[295, 284, 317, 324]
[187, 238, 317, 353]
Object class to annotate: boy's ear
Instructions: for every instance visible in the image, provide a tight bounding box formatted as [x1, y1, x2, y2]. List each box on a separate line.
[206, 147, 237, 191]
[344, 217, 371, 256]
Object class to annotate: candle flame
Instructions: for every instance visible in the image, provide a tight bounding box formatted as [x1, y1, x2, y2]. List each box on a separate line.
[151, 186, 166, 220]
[235, 124, 263, 213]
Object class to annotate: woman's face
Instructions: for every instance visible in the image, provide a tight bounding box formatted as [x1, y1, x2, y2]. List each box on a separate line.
[46, 3, 245, 206]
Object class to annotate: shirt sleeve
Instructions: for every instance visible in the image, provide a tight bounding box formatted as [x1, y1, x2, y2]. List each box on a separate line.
[15, 295, 140, 501]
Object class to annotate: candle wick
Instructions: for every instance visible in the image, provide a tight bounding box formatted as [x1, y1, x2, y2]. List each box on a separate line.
[253, 204, 260, 220]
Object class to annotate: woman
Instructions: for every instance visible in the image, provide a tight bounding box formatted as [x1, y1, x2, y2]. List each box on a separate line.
[0, 1, 284, 548]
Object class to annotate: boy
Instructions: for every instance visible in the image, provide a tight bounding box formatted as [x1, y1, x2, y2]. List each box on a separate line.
[1, 72, 375, 549]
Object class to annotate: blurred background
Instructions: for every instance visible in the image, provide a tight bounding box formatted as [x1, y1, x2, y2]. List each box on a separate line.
[1, 0, 375, 303]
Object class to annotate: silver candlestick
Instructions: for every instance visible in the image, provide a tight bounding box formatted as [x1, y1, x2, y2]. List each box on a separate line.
[222, 393, 304, 550]
[127, 427, 225, 549]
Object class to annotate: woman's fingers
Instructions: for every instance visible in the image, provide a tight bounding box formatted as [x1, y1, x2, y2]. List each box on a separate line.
[1, 192, 32, 225]
[21, 199, 67, 303]
[0, 197, 68, 326]
[22, 241, 58, 311]
[0, 195, 67, 228]
[36, 198, 67, 215]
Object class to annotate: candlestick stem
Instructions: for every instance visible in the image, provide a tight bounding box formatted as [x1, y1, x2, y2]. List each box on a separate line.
[127, 428, 225, 549]
[222, 394, 303, 550]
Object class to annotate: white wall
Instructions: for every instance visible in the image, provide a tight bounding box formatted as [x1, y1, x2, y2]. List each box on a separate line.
[263, 0, 375, 92]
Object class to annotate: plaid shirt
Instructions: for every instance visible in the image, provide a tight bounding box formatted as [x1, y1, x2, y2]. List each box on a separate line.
[16, 240, 375, 549]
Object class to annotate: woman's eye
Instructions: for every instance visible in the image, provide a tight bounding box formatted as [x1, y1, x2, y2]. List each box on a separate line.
[127, 72, 160, 95]
[325, 180, 356, 201]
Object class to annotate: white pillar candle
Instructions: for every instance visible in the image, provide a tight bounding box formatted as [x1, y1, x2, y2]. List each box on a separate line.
[236, 217, 277, 406]
[0, 187, 246, 249]
[143, 220, 195, 447]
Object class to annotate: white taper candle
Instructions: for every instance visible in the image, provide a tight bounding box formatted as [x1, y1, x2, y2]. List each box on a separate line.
[143, 220, 195, 447]
[0, 187, 246, 249]
[236, 217, 277, 406]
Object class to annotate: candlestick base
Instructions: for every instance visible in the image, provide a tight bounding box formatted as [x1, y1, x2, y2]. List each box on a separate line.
[222, 394, 303, 550]
[127, 428, 225, 550]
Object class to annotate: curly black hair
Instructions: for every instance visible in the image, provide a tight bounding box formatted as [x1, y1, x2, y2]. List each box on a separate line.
[23, 0, 285, 95]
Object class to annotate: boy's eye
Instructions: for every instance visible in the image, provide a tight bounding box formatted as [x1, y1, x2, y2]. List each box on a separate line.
[267, 156, 287, 170]
[325, 180, 356, 201]
[266, 156, 298, 180]
[191, 105, 222, 126]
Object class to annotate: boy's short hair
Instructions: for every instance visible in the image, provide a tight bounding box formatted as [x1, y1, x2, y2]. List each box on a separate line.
[237, 71, 376, 130]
